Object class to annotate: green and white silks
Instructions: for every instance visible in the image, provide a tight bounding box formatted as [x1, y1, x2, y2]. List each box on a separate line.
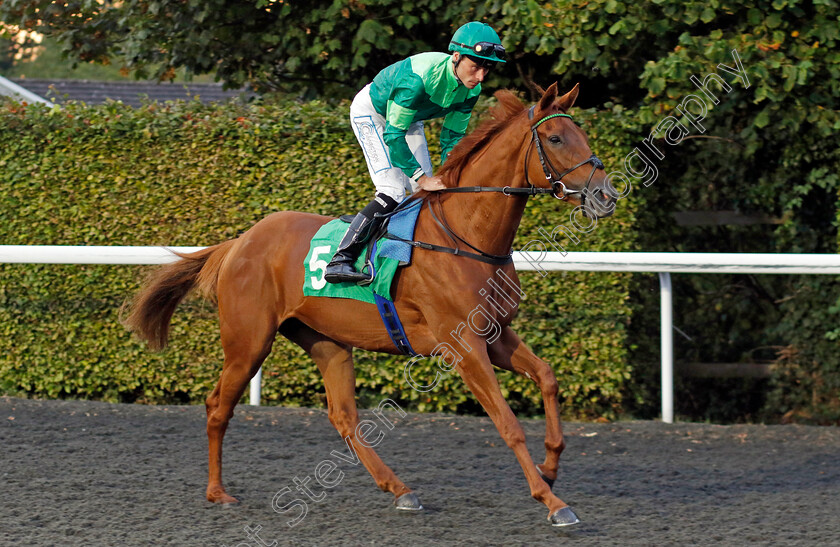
[351, 52, 481, 200]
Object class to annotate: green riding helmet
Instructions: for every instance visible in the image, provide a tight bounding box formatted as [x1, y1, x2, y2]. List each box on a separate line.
[448, 22, 507, 64]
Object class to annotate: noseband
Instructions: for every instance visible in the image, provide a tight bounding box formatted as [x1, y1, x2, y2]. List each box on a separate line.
[525, 105, 605, 204]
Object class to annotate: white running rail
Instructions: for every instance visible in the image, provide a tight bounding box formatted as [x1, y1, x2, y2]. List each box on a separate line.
[3, 246, 840, 423]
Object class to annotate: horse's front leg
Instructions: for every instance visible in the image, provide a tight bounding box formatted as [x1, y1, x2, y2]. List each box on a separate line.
[488, 326, 565, 489]
[456, 334, 579, 526]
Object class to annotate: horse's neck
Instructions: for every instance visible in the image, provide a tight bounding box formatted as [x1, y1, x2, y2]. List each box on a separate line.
[439, 119, 532, 256]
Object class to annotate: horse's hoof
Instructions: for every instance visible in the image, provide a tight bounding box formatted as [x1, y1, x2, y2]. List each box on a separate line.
[536, 465, 555, 489]
[549, 506, 580, 527]
[207, 490, 240, 505]
[394, 492, 424, 511]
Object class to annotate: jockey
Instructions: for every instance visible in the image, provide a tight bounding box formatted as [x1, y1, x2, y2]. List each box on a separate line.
[324, 21, 506, 284]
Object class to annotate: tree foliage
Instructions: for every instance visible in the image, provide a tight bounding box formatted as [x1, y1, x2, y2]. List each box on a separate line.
[0, 0, 483, 94]
[0, 21, 39, 72]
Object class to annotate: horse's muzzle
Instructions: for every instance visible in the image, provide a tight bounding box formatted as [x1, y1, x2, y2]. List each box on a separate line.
[581, 181, 618, 219]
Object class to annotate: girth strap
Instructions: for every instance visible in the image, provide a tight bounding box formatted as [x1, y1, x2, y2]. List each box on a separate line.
[374, 294, 417, 356]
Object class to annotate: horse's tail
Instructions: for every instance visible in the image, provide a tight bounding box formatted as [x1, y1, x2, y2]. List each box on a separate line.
[122, 239, 237, 350]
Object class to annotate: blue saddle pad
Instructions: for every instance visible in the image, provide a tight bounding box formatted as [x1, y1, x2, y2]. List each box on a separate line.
[379, 198, 422, 264]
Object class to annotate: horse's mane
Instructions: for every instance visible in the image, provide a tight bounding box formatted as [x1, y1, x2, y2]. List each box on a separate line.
[438, 90, 527, 186]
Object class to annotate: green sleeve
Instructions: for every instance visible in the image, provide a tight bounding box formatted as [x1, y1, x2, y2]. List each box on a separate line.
[382, 75, 425, 179]
[440, 126, 466, 165]
[440, 94, 478, 164]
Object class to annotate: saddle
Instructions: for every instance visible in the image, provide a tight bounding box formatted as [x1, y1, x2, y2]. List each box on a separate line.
[303, 199, 421, 300]
[303, 199, 423, 355]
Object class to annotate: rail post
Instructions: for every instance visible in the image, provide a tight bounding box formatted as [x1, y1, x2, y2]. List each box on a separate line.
[659, 272, 674, 423]
[249, 367, 262, 406]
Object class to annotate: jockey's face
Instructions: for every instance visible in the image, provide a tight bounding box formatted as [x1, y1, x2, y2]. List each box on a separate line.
[453, 53, 492, 89]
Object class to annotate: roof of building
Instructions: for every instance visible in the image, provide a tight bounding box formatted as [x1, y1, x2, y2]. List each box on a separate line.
[6, 78, 255, 107]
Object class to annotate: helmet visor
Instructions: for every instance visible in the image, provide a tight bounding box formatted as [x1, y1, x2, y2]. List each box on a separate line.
[464, 55, 498, 70]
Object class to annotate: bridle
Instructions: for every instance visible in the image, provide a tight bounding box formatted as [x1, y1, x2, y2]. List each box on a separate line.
[380, 105, 607, 265]
[523, 105, 604, 204]
[437, 105, 604, 204]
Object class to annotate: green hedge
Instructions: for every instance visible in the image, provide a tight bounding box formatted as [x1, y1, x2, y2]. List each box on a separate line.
[0, 96, 637, 419]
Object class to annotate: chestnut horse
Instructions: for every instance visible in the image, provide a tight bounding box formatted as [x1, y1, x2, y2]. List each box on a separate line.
[124, 83, 616, 526]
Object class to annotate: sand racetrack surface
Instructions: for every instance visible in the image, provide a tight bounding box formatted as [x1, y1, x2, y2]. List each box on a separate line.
[1, 396, 838, 546]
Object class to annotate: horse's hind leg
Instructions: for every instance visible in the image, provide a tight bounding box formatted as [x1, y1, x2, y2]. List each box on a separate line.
[280, 320, 420, 509]
[205, 306, 277, 504]
[488, 327, 566, 488]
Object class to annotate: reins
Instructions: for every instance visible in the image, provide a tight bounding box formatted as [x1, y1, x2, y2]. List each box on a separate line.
[379, 197, 512, 265]
[377, 106, 606, 266]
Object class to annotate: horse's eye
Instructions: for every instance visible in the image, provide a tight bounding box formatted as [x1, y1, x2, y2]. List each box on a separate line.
[548, 135, 563, 145]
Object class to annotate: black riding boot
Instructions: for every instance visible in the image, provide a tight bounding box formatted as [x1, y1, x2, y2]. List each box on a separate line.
[324, 193, 398, 284]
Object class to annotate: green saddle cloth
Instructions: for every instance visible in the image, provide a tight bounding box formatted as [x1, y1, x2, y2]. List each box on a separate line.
[302, 219, 400, 304]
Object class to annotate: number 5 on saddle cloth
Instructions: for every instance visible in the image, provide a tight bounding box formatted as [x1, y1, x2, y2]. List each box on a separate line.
[303, 199, 423, 355]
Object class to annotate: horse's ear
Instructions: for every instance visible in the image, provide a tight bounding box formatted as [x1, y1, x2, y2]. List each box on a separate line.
[556, 83, 580, 112]
[537, 82, 559, 113]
